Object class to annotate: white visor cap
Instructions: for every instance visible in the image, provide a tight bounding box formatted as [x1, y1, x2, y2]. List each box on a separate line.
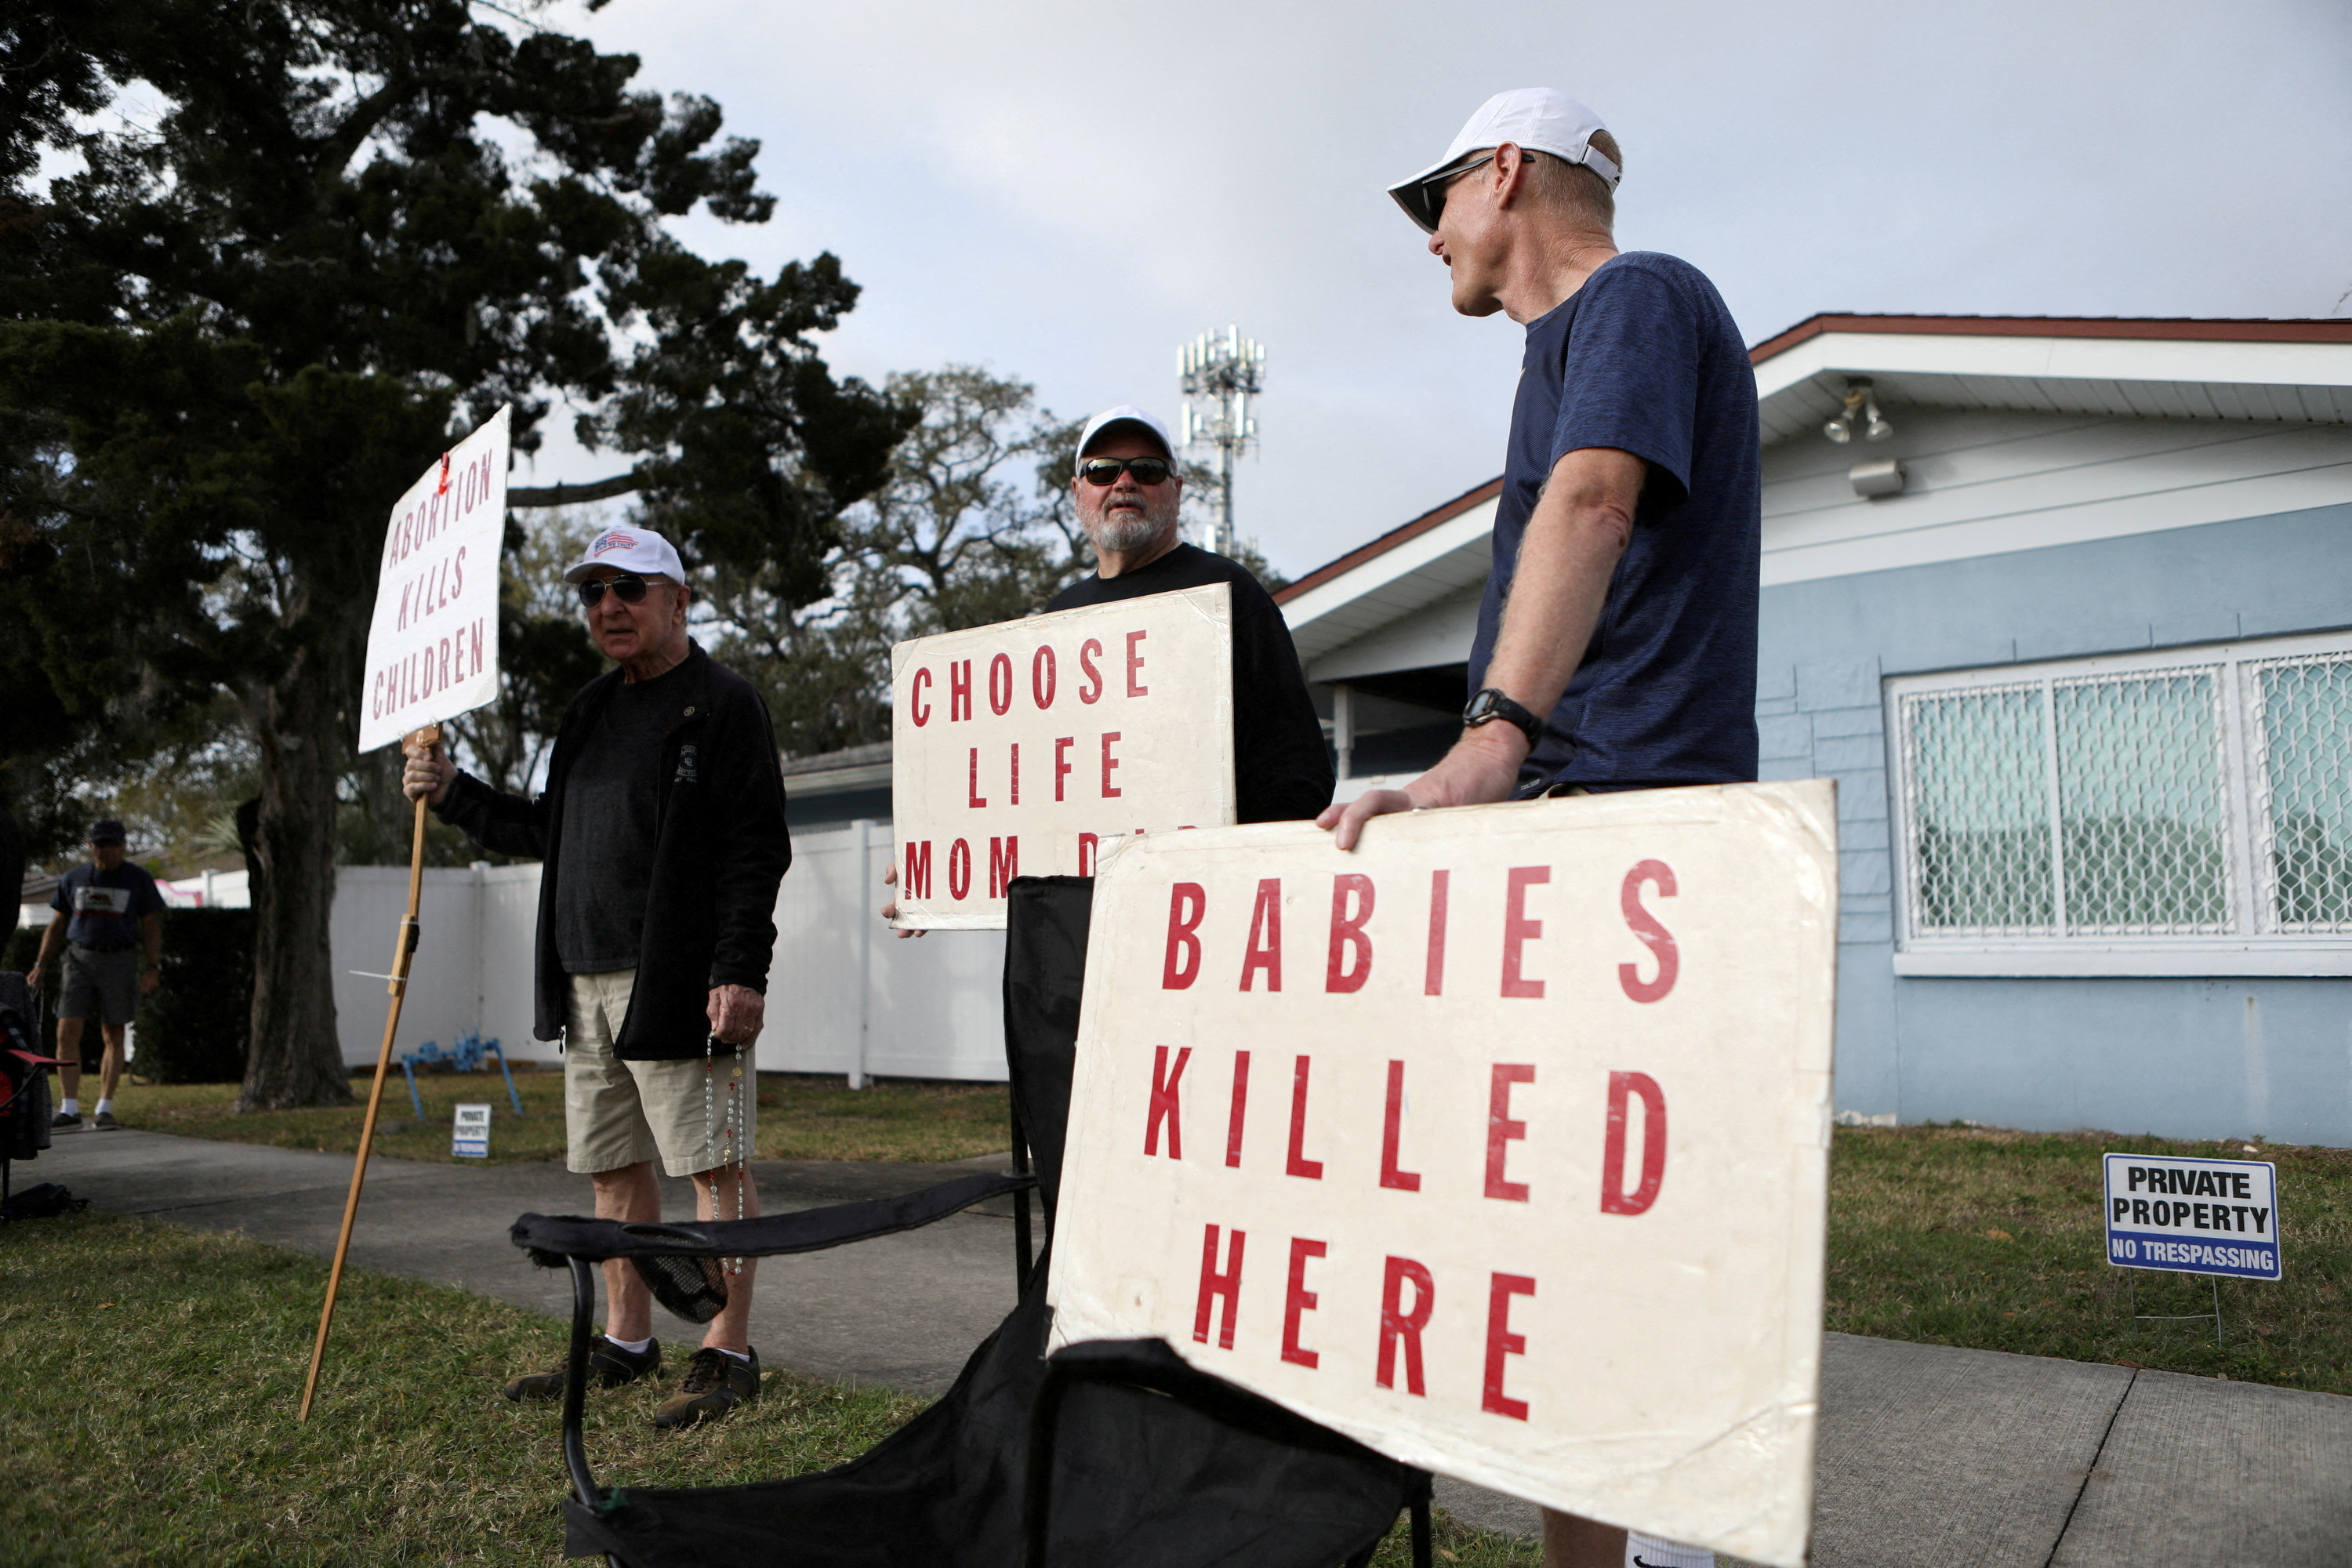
[563, 524, 687, 585]
[1074, 405, 1178, 470]
[1387, 88, 1619, 234]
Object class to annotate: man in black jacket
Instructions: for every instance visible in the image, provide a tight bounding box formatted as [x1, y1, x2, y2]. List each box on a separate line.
[403, 524, 790, 1429]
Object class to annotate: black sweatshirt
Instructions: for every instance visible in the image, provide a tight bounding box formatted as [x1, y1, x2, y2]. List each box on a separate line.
[434, 643, 793, 1061]
[1048, 544, 1334, 824]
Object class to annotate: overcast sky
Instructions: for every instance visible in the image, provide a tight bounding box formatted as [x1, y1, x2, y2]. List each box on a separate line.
[526, 0, 2352, 579]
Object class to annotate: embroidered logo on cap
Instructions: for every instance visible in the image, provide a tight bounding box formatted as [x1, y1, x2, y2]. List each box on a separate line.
[593, 530, 638, 556]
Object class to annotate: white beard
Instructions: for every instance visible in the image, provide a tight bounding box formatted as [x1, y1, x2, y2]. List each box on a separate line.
[1085, 512, 1167, 554]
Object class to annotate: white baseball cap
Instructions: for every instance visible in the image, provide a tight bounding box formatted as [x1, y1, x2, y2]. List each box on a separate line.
[1387, 88, 1620, 234]
[563, 524, 686, 584]
[1075, 405, 1177, 469]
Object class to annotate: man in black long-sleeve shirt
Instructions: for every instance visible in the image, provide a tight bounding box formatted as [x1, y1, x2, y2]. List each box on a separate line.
[1047, 405, 1331, 823]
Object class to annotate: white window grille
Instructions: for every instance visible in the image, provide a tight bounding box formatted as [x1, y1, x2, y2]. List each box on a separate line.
[1889, 632, 2352, 975]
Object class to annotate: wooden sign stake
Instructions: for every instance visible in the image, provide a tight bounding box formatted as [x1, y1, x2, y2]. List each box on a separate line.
[299, 723, 439, 1421]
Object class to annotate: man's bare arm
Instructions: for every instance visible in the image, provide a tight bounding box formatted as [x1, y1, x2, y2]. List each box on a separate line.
[1319, 445, 1642, 849]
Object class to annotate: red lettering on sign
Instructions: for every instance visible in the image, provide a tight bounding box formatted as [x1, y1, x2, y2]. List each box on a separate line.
[1079, 639, 1104, 703]
[902, 841, 932, 900]
[467, 618, 483, 681]
[1601, 1071, 1668, 1216]
[1194, 1225, 1245, 1349]
[1145, 1044, 1191, 1158]
[1377, 1257, 1435, 1395]
[949, 659, 973, 722]
[1100, 731, 1122, 797]
[1618, 860, 1680, 1003]
[1325, 873, 1375, 993]
[1381, 1060, 1421, 1192]
[976, 652, 1007, 717]
[947, 839, 972, 901]
[910, 667, 933, 726]
[1501, 866, 1548, 999]
[1225, 1051, 1250, 1167]
[437, 635, 452, 689]
[1126, 629, 1149, 697]
[1424, 869, 1450, 996]
[1483, 1274, 1536, 1420]
[1078, 832, 1098, 877]
[1486, 1065, 1534, 1201]
[452, 543, 466, 598]
[1281, 1238, 1327, 1369]
[1163, 883, 1206, 989]
[988, 835, 1018, 898]
[1032, 645, 1057, 710]
[1240, 879, 1283, 992]
[1285, 1055, 1323, 1179]
[1008, 743, 1020, 806]
[967, 749, 987, 809]
[1052, 735, 1074, 800]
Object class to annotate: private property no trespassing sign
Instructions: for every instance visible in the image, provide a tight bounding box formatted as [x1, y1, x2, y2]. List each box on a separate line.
[887, 584, 1236, 930]
[356, 406, 509, 753]
[1048, 782, 1840, 1568]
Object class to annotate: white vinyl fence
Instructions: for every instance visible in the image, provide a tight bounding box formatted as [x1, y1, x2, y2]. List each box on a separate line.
[329, 822, 1010, 1081]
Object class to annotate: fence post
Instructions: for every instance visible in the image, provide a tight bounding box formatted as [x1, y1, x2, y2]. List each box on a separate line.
[853, 818, 873, 1091]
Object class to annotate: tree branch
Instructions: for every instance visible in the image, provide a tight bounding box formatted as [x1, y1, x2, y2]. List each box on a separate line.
[507, 471, 644, 507]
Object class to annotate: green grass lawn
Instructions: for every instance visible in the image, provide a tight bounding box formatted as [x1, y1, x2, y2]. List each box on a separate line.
[1826, 1125, 2352, 1392]
[116, 1069, 1013, 1165]
[0, 1209, 1537, 1566]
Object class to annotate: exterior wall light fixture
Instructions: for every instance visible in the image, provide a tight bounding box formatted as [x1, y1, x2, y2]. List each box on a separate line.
[1823, 377, 1893, 445]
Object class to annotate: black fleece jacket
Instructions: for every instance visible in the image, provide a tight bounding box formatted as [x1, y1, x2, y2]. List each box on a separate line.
[434, 643, 792, 1060]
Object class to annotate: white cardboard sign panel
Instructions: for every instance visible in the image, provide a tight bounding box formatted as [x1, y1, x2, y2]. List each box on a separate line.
[888, 583, 1236, 930]
[356, 405, 510, 753]
[1047, 783, 1838, 1567]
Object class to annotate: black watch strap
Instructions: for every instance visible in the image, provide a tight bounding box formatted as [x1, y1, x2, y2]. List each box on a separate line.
[1463, 688, 1544, 747]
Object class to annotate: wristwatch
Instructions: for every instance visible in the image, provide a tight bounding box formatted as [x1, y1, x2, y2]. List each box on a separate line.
[1462, 688, 1544, 748]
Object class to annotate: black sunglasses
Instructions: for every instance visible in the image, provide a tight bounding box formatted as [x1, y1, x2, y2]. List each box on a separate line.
[577, 574, 653, 608]
[1078, 456, 1174, 487]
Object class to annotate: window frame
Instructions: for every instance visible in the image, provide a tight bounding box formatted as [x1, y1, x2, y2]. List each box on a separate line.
[1887, 630, 2352, 977]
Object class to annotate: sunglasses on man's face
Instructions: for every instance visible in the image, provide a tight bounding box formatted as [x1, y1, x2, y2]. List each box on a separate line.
[577, 574, 652, 608]
[1078, 456, 1174, 488]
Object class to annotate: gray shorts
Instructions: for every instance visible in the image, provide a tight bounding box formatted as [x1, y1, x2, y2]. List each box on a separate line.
[60, 946, 140, 1026]
[564, 968, 755, 1178]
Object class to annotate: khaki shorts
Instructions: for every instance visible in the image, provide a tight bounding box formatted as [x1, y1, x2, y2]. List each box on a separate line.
[564, 969, 755, 1178]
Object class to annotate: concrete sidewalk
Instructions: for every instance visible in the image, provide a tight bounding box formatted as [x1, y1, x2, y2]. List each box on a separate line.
[32, 1127, 2352, 1566]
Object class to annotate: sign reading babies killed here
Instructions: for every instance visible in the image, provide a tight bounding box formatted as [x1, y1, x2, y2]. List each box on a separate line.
[2103, 1152, 2281, 1280]
[888, 584, 1236, 930]
[1048, 783, 1840, 1568]
[356, 405, 510, 753]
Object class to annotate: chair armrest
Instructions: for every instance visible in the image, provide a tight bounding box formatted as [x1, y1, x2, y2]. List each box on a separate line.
[510, 1170, 1036, 1265]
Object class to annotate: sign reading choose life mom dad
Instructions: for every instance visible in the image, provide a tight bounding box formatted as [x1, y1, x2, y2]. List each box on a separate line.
[356, 405, 510, 753]
[887, 583, 1236, 930]
[1049, 782, 1840, 1567]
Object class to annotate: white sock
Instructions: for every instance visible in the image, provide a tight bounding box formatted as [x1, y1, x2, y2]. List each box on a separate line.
[715, 1347, 751, 1363]
[604, 1334, 653, 1355]
[1625, 1532, 1714, 1568]
[94, 1098, 113, 1116]
[60, 1098, 79, 1116]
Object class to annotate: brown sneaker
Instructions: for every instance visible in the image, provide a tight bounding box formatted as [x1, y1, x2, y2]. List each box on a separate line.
[502, 1335, 661, 1403]
[652, 1346, 760, 1430]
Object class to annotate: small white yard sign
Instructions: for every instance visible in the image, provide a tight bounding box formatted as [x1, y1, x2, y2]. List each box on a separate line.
[452, 1103, 492, 1160]
[2103, 1152, 2280, 1280]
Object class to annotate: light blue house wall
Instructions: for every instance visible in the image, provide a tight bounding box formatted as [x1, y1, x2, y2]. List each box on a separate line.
[1759, 502, 2352, 1145]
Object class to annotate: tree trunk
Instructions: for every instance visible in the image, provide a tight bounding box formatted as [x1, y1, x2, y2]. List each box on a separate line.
[238, 651, 354, 1111]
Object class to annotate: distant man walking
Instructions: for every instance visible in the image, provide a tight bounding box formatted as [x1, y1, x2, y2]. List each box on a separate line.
[403, 524, 791, 1430]
[1329, 89, 1762, 1568]
[27, 819, 163, 1131]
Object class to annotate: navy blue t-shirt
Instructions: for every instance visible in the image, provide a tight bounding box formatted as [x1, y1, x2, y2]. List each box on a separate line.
[52, 862, 165, 950]
[1468, 251, 1761, 792]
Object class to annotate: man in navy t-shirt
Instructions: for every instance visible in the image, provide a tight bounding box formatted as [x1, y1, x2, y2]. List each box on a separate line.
[27, 818, 165, 1130]
[1323, 87, 1759, 861]
[1324, 88, 1759, 1568]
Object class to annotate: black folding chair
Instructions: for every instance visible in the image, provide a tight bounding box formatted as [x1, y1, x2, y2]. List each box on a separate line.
[509, 877, 1430, 1568]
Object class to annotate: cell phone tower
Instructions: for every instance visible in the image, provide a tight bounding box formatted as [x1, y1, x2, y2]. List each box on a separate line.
[1178, 326, 1265, 557]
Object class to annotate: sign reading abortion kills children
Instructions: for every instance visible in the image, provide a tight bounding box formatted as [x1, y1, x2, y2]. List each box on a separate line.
[356, 405, 510, 753]
[1048, 782, 1839, 1568]
[2103, 1152, 2280, 1280]
[888, 583, 1236, 930]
